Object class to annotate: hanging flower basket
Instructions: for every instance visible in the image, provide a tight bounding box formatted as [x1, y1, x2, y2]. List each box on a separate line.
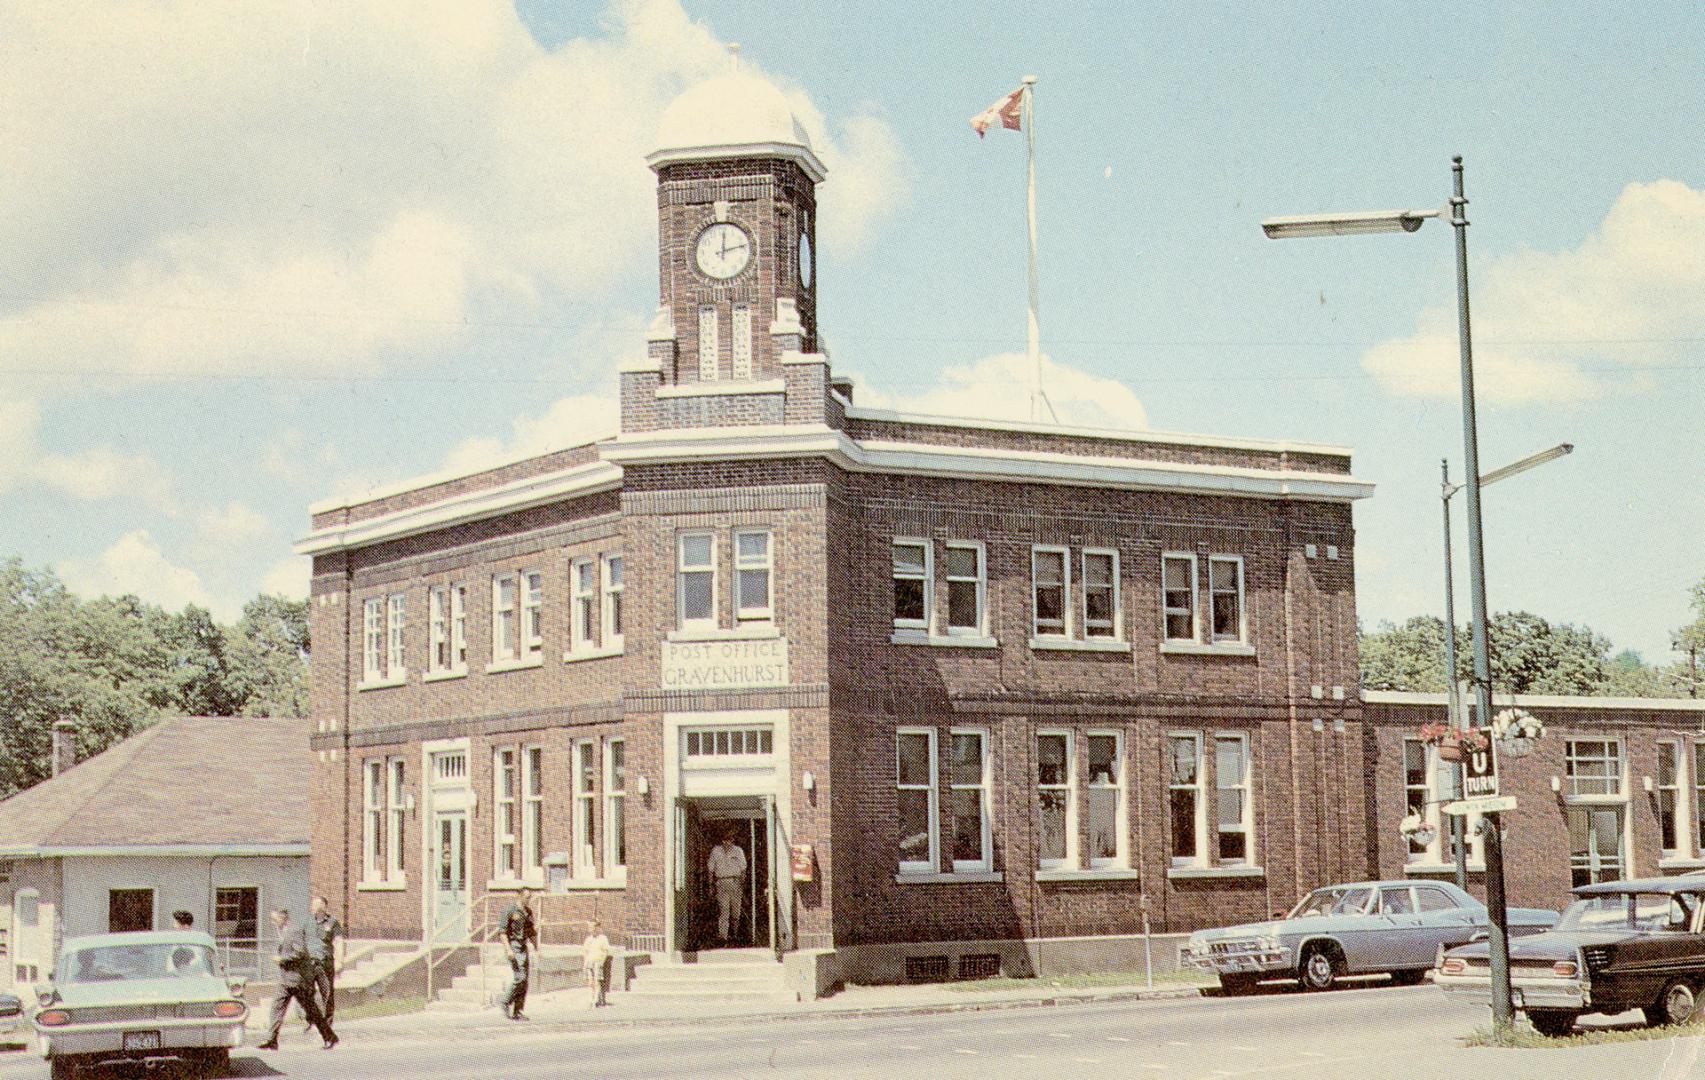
[1491, 708, 1545, 743]
[1437, 742, 1466, 763]
[1502, 736, 1536, 758]
[1400, 812, 1438, 848]
[1421, 722, 1489, 763]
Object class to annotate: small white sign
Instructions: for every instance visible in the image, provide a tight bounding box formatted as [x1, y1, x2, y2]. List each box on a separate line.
[1443, 795, 1518, 816]
[661, 637, 789, 690]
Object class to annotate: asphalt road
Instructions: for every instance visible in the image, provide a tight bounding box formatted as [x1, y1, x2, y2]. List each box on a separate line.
[5, 984, 1705, 1079]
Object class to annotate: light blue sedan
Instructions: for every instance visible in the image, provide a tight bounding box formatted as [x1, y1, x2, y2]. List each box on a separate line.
[1182, 880, 1559, 993]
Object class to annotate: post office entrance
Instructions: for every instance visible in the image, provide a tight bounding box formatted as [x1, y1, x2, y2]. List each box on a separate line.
[674, 796, 773, 953]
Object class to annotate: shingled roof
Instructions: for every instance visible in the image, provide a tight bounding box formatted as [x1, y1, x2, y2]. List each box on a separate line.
[0, 716, 310, 855]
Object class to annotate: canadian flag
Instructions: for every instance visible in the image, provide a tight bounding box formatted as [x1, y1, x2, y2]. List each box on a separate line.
[969, 86, 1024, 138]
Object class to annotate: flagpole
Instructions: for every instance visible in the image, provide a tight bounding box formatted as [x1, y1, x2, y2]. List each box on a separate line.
[1023, 74, 1041, 422]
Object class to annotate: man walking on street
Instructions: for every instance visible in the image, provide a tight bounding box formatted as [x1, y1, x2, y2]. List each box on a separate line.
[582, 920, 612, 1008]
[306, 894, 343, 1026]
[500, 888, 538, 1021]
[257, 908, 336, 1051]
[707, 833, 747, 944]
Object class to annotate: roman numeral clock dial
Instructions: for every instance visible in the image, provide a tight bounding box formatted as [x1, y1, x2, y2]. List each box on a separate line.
[695, 222, 751, 280]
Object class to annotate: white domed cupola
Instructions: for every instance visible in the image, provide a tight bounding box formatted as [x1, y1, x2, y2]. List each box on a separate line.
[647, 70, 826, 182]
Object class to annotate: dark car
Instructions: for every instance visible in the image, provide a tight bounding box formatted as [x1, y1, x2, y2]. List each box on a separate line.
[1435, 877, 1705, 1036]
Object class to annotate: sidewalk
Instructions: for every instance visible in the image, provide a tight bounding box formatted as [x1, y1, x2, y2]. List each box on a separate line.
[300, 976, 1211, 1045]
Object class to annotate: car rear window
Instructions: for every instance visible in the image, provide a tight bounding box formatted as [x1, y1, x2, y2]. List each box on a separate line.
[62, 944, 215, 983]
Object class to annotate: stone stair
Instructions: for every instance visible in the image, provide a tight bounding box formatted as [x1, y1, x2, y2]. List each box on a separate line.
[624, 948, 794, 1005]
[425, 947, 516, 1013]
[338, 942, 420, 989]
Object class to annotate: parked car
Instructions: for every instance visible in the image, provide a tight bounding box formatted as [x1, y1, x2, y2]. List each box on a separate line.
[1183, 879, 1559, 993]
[1435, 877, 1705, 1037]
[0, 991, 23, 1045]
[32, 930, 247, 1079]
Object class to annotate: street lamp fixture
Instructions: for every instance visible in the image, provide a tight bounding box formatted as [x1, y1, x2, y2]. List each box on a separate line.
[1260, 208, 1440, 239]
[1450, 443, 1573, 497]
[1263, 155, 1519, 1032]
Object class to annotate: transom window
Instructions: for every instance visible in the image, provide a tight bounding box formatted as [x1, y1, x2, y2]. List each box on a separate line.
[684, 727, 774, 758]
[432, 750, 467, 784]
[1565, 739, 1623, 798]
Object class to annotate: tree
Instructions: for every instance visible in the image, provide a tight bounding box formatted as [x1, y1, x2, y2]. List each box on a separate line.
[1674, 577, 1705, 699]
[1484, 611, 1608, 696]
[1359, 616, 1452, 692]
[224, 594, 311, 718]
[1602, 649, 1671, 697]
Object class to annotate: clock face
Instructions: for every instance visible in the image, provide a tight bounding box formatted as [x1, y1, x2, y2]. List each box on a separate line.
[798, 228, 813, 289]
[695, 223, 752, 280]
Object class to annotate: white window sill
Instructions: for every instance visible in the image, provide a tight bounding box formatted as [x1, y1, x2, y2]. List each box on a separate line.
[485, 655, 545, 675]
[1029, 637, 1131, 653]
[894, 871, 1004, 885]
[552, 878, 628, 891]
[1161, 641, 1256, 657]
[890, 630, 998, 649]
[563, 644, 624, 664]
[1166, 865, 1265, 880]
[1660, 857, 1705, 870]
[667, 624, 781, 642]
[1404, 862, 1487, 875]
[356, 878, 408, 892]
[422, 668, 469, 683]
[656, 378, 786, 398]
[1562, 794, 1628, 805]
[357, 673, 408, 691]
[1035, 868, 1142, 882]
[486, 878, 547, 892]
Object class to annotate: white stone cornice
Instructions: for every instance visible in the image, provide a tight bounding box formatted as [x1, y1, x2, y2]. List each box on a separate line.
[1364, 689, 1705, 712]
[295, 460, 623, 556]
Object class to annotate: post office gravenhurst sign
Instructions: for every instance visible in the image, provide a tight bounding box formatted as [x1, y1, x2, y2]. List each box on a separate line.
[661, 637, 789, 690]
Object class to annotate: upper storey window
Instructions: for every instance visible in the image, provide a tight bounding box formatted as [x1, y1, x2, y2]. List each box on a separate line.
[677, 532, 717, 631]
[490, 570, 543, 671]
[1028, 545, 1127, 651]
[1161, 552, 1251, 654]
[735, 530, 773, 623]
[360, 593, 406, 688]
[892, 539, 931, 631]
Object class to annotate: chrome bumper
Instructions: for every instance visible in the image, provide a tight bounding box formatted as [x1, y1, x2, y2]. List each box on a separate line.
[1433, 970, 1588, 1011]
[1182, 949, 1292, 976]
[38, 1016, 245, 1059]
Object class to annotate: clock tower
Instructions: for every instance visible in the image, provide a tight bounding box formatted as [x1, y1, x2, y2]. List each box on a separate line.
[622, 70, 835, 434]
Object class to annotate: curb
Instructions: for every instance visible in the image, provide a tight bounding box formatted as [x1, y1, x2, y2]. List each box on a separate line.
[326, 984, 1207, 1044]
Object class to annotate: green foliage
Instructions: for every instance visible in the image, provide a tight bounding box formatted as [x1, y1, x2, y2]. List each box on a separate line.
[0, 557, 310, 799]
[1359, 615, 1452, 693]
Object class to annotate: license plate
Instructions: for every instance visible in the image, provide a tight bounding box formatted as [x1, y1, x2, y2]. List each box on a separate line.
[123, 1031, 161, 1051]
[1511, 990, 1524, 1008]
[1227, 958, 1251, 971]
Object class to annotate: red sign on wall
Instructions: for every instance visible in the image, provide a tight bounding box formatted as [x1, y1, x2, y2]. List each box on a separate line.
[790, 843, 815, 882]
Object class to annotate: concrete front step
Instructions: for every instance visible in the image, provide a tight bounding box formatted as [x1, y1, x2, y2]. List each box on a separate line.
[624, 988, 796, 1003]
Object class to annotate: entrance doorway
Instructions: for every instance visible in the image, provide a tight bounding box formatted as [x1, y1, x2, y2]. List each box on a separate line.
[674, 797, 772, 952]
[109, 889, 154, 933]
[434, 811, 469, 939]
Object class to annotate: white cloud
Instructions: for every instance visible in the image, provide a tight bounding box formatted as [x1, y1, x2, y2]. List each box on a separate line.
[440, 392, 619, 475]
[260, 556, 310, 602]
[0, 394, 178, 512]
[193, 503, 274, 558]
[1363, 179, 1705, 404]
[58, 531, 222, 616]
[0, 0, 908, 394]
[857, 352, 1149, 431]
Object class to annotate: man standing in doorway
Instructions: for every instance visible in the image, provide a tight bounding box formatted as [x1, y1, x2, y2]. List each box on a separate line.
[306, 895, 344, 1026]
[707, 832, 747, 944]
[257, 908, 336, 1051]
[500, 887, 538, 1021]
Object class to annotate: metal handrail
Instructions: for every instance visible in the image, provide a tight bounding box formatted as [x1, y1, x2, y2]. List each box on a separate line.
[418, 890, 603, 1006]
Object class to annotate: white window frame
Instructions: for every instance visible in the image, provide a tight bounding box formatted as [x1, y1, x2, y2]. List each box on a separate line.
[522, 570, 543, 658]
[362, 597, 385, 682]
[734, 528, 774, 623]
[1081, 548, 1121, 640]
[386, 594, 407, 676]
[1659, 738, 1685, 859]
[573, 739, 598, 880]
[892, 538, 932, 632]
[1031, 545, 1072, 639]
[1402, 737, 1438, 865]
[698, 304, 719, 380]
[362, 758, 385, 883]
[896, 727, 939, 875]
[449, 584, 467, 671]
[1214, 732, 1254, 867]
[428, 586, 450, 674]
[602, 555, 625, 651]
[1208, 555, 1247, 645]
[571, 557, 598, 652]
[387, 757, 407, 881]
[1036, 729, 1076, 871]
[1161, 552, 1199, 644]
[493, 747, 519, 883]
[1693, 743, 1705, 861]
[944, 541, 986, 637]
[605, 738, 627, 883]
[1086, 730, 1127, 869]
[522, 745, 544, 883]
[1167, 732, 1205, 867]
[492, 574, 518, 663]
[1565, 737, 1626, 801]
[948, 726, 993, 873]
[677, 531, 718, 632]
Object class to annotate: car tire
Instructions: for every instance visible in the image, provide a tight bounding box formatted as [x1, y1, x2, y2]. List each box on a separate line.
[1645, 980, 1699, 1028]
[1389, 969, 1427, 987]
[1527, 1010, 1578, 1038]
[50, 1058, 80, 1080]
[1218, 974, 1261, 995]
[1299, 945, 1339, 991]
[202, 1047, 232, 1077]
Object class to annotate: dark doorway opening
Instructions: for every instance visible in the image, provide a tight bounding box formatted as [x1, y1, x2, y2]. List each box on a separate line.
[677, 797, 771, 952]
[109, 888, 154, 933]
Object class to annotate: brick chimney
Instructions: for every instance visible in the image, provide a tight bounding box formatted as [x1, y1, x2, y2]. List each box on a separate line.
[51, 720, 77, 777]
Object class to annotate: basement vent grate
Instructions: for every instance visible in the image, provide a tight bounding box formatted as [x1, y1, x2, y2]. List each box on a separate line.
[904, 955, 951, 984]
[958, 954, 1001, 980]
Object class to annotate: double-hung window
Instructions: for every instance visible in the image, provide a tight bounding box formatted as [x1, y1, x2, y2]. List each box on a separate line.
[428, 586, 451, 674]
[948, 728, 992, 873]
[363, 759, 385, 881]
[387, 759, 407, 880]
[1170, 731, 1256, 869]
[1215, 733, 1252, 864]
[892, 539, 931, 630]
[605, 739, 627, 880]
[573, 740, 598, 879]
[1402, 737, 1483, 866]
[572, 558, 598, 651]
[494, 748, 519, 881]
[677, 532, 717, 631]
[1031, 546, 1070, 638]
[1659, 740, 1683, 858]
[1087, 732, 1125, 868]
[1693, 745, 1705, 858]
[386, 595, 406, 675]
[945, 542, 986, 636]
[1208, 556, 1246, 644]
[522, 746, 544, 882]
[895, 729, 939, 874]
[449, 584, 467, 670]
[1168, 735, 1203, 865]
[1162, 554, 1198, 642]
[492, 575, 518, 662]
[602, 556, 624, 649]
[1036, 731, 1075, 870]
[735, 530, 773, 622]
[522, 571, 543, 658]
[1082, 549, 1120, 639]
[362, 598, 385, 682]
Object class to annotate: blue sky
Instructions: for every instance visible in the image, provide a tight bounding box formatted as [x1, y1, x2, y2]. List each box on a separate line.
[1, 1, 1700, 662]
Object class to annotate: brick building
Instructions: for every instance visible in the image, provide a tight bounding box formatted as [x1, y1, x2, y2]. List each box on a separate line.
[297, 71, 1375, 983]
[1367, 691, 1705, 913]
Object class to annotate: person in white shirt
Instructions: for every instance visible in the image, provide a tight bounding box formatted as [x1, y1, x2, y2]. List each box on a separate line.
[707, 835, 748, 943]
[582, 920, 613, 1008]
